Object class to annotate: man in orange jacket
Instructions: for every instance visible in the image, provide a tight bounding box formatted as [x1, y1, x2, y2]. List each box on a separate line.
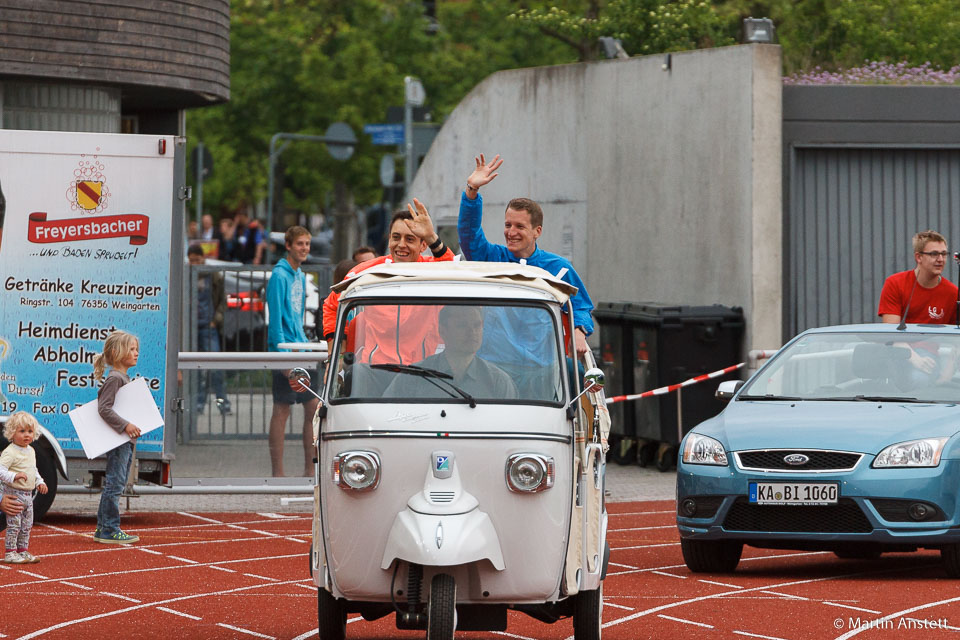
[322, 199, 454, 363]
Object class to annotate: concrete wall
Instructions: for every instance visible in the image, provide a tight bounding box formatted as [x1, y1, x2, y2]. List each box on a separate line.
[412, 44, 783, 353]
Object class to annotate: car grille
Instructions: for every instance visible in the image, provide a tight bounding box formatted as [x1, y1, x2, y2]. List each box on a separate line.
[429, 491, 456, 503]
[736, 450, 862, 471]
[722, 497, 872, 533]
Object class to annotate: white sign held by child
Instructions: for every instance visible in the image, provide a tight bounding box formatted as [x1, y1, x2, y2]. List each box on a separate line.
[68, 378, 164, 459]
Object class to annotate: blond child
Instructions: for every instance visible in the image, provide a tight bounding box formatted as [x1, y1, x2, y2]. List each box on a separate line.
[91, 330, 142, 544]
[1, 412, 48, 563]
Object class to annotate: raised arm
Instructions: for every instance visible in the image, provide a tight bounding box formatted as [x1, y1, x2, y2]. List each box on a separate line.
[464, 153, 502, 201]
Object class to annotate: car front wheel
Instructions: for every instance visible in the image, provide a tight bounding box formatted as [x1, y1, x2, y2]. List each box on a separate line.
[681, 538, 743, 573]
[942, 544, 960, 578]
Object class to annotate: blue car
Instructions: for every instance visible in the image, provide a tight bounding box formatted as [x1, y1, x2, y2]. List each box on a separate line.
[676, 323, 960, 576]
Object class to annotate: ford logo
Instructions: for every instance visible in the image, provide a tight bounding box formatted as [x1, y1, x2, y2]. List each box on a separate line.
[784, 453, 809, 466]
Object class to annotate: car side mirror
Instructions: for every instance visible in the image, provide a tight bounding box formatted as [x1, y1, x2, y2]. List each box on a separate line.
[288, 367, 323, 402]
[715, 379, 744, 401]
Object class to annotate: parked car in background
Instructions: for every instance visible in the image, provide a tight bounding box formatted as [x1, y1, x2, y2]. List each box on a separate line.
[191, 259, 321, 351]
[677, 323, 960, 577]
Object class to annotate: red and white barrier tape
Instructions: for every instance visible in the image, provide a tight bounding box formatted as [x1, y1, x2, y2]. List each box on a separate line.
[605, 362, 745, 405]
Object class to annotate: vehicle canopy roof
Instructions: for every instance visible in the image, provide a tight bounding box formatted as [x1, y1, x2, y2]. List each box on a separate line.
[334, 261, 576, 305]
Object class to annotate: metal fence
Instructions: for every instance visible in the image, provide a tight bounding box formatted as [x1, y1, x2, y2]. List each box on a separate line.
[180, 262, 333, 442]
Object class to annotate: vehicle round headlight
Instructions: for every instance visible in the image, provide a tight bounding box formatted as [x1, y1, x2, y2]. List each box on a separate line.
[333, 451, 380, 491]
[505, 454, 554, 493]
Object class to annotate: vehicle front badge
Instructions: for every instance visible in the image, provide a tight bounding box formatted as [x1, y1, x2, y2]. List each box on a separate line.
[784, 453, 809, 466]
[436, 521, 444, 549]
[432, 450, 454, 479]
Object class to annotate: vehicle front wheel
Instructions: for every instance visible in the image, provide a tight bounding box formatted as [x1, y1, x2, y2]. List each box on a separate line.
[681, 538, 743, 573]
[426, 573, 456, 640]
[942, 545, 960, 578]
[317, 587, 346, 640]
[32, 444, 58, 520]
[573, 584, 603, 640]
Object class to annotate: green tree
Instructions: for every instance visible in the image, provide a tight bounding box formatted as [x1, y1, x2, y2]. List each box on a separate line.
[187, 0, 572, 227]
[509, 0, 735, 61]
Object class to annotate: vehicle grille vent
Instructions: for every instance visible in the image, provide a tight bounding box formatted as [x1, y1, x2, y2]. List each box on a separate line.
[722, 497, 872, 533]
[429, 491, 456, 503]
[737, 450, 861, 471]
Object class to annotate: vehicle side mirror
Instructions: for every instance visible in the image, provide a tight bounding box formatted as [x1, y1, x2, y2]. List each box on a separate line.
[583, 368, 605, 394]
[715, 379, 744, 401]
[567, 367, 605, 409]
[288, 367, 311, 392]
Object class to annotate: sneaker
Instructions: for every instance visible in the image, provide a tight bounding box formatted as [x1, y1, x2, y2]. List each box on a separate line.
[18, 551, 39, 563]
[217, 398, 231, 415]
[3, 551, 25, 564]
[93, 530, 139, 544]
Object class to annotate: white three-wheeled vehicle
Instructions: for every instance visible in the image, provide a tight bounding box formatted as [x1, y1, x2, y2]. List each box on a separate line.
[300, 262, 610, 640]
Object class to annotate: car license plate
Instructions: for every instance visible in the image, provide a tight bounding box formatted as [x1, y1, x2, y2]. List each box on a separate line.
[749, 482, 838, 505]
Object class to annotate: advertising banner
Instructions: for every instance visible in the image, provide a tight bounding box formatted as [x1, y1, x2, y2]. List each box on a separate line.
[0, 131, 175, 455]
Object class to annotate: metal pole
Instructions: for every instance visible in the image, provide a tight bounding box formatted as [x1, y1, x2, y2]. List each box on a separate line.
[195, 141, 204, 227]
[676, 387, 683, 444]
[404, 78, 414, 201]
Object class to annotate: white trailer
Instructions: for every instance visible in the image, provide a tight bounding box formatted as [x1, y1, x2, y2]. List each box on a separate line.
[0, 130, 185, 517]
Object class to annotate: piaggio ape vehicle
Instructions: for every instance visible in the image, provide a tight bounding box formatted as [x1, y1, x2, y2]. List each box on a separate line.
[294, 261, 610, 640]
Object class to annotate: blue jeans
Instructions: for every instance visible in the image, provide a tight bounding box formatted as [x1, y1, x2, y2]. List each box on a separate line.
[197, 326, 226, 408]
[97, 441, 133, 534]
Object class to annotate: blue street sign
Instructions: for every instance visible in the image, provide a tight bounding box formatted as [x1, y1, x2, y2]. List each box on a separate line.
[363, 123, 405, 146]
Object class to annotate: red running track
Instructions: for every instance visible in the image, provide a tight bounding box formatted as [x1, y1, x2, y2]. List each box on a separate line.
[2, 501, 959, 639]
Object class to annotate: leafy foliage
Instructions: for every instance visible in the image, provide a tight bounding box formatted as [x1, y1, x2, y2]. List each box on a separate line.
[187, 0, 571, 224]
[509, 0, 734, 61]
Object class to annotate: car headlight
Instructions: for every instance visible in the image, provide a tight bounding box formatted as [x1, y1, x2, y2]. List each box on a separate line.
[332, 451, 381, 491]
[505, 454, 555, 493]
[873, 438, 948, 468]
[682, 433, 728, 466]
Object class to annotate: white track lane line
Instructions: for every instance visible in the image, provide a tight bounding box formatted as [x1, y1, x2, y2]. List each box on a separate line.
[17, 570, 48, 580]
[217, 622, 275, 639]
[651, 571, 686, 579]
[156, 607, 202, 621]
[167, 555, 198, 564]
[39, 532, 308, 560]
[101, 591, 141, 603]
[608, 524, 676, 532]
[733, 631, 790, 640]
[177, 512, 223, 524]
[208, 565, 237, 573]
[600, 561, 932, 633]
[16, 577, 311, 639]
[607, 550, 831, 577]
[761, 590, 808, 600]
[699, 579, 743, 589]
[0, 552, 305, 591]
[492, 631, 538, 639]
[610, 510, 676, 516]
[243, 573, 280, 582]
[608, 562, 638, 569]
[291, 618, 363, 640]
[59, 581, 92, 590]
[612, 542, 679, 550]
[835, 596, 960, 640]
[658, 614, 713, 628]
[604, 602, 634, 611]
[823, 602, 880, 614]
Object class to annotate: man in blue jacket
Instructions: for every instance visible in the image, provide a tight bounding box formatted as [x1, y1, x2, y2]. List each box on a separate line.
[458, 154, 595, 356]
[265, 225, 317, 477]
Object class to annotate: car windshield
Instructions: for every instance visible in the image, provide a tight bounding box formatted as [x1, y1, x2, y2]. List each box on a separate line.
[740, 331, 960, 403]
[328, 301, 565, 405]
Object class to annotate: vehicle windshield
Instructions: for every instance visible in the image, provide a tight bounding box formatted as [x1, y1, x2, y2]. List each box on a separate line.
[328, 301, 566, 405]
[740, 331, 960, 403]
